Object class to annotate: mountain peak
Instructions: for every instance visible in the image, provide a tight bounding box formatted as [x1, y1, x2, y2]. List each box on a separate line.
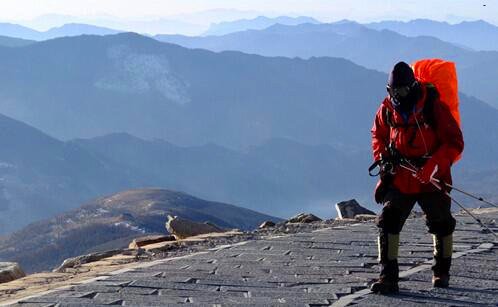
[333, 19, 358, 25]
[0, 188, 279, 272]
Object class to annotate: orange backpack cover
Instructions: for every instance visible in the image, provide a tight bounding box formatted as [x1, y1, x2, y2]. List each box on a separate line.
[411, 59, 461, 127]
[411, 58, 461, 162]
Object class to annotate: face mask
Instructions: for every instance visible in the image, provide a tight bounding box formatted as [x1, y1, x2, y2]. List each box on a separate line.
[387, 81, 419, 110]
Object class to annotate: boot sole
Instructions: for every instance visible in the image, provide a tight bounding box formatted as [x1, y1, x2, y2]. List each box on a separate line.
[433, 281, 449, 288]
[432, 276, 450, 288]
[370, 283, 399, 294]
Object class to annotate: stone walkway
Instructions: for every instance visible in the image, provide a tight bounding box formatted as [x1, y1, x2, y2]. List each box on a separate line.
[7, 209, 498, 306]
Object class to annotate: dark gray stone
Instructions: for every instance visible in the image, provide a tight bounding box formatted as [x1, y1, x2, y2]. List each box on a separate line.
[165, 215, 225, 239]
[53, 249, 126, 272]
[287, 213, 322, 223]
[335, 199, 376, 219]
[259, 221, 276, 229]
[0, 262, 25, 284]
[129, 234, 176, 249]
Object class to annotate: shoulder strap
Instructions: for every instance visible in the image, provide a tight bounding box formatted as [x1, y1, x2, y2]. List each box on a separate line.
[423, 83, 439, 128]
[382, 84, 439, 155]
[384, 107, 394, 128]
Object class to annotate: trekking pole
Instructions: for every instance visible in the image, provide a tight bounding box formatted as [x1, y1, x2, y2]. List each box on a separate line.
[398, 159, 498, 209]
[446, 195, 497, 238]
[398, 164, 498, 238]
[432, 180, 498, 209]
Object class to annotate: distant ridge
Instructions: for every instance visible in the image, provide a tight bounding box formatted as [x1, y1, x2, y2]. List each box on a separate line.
[366, 19, 498, 51]
[204, 15, 320, 36]
[0, 22, 121, 40]
[40, 23, 121, 39]
[0, 23, 40, 40]
[156, 21, 498, 109]
[0, 35, 34, 47]
[0, 112, 144, 234]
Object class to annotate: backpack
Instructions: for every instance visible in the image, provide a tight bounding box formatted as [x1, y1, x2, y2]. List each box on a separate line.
[412, 59, 461, 162]
[411, 59, 461, 128]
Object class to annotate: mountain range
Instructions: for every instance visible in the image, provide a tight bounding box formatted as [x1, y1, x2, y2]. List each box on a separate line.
[0, 113, 149, 234]
[0, 109, 369, 235]
[0, 32, 387, 148]
[3, 19, 498, 110]
[0, 188, 279, 273]
[0, 107, 367, 238]
[155, 21, 498, 109]
[366, 19, 498, 51]
[19, 10, 260, 36]
[3, 17, 498, 51]
[0, 33, 497, 235]
[72, 133, 371, 218]
[0, 92, 495, 237]
[0, 23, 121, 41]
[204, 16, 320, 36]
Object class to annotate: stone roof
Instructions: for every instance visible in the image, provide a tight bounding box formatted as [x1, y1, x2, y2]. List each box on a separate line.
[1, 208, 497, 306]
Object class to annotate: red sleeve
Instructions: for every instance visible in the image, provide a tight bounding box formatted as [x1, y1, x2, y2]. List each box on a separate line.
[431, 99, 464, 165]
[371, 100, 390, 161]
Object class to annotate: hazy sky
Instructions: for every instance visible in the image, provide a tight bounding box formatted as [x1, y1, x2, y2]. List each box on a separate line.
[0, 0, 496, 29]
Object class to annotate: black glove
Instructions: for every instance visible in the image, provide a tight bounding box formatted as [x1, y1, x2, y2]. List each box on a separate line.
[374, 155, 395, 204]
[374, 180, 388, 204]
[379, 159, 395, 182]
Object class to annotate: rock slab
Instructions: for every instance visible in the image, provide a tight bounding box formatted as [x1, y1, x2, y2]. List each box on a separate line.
[53, 250, 125, 272]
[0, 262, 25, 284]
[129, 235, 176, 249]
[259, 221, 276, 229]
[165, 215, 225, 239]
[335, 199, 375, 219]
[287, 213, 322, 223]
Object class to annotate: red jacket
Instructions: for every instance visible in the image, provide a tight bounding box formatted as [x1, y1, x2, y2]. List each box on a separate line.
[371, 83, 464, 194]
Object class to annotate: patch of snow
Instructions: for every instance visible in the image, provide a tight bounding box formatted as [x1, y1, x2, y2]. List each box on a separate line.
[94, 44, 191, 105]
[113, 221, 146, 234]
[96, 208, 110, 214]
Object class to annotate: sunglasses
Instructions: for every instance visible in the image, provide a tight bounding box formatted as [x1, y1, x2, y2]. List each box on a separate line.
[386, 81, 418, 99]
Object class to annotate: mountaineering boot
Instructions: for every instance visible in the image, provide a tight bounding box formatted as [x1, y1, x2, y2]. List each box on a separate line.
[432, 273, 450, 288]
[370, 261, 400, 294]
[371, 280, 399, 294]
[432, 234, 452, 288]
[371, 233, 400, 294]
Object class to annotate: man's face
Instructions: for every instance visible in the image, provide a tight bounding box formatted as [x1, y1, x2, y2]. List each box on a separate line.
[387, 81, 417, 108]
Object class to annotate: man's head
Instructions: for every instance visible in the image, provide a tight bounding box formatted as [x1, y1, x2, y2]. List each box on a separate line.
[387, 61, 420, 111]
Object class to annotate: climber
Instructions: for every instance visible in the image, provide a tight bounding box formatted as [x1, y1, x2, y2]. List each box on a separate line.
[370, 61, 464, 294]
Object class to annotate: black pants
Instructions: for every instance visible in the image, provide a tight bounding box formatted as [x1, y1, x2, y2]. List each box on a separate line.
[376, 188, 456, 236]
